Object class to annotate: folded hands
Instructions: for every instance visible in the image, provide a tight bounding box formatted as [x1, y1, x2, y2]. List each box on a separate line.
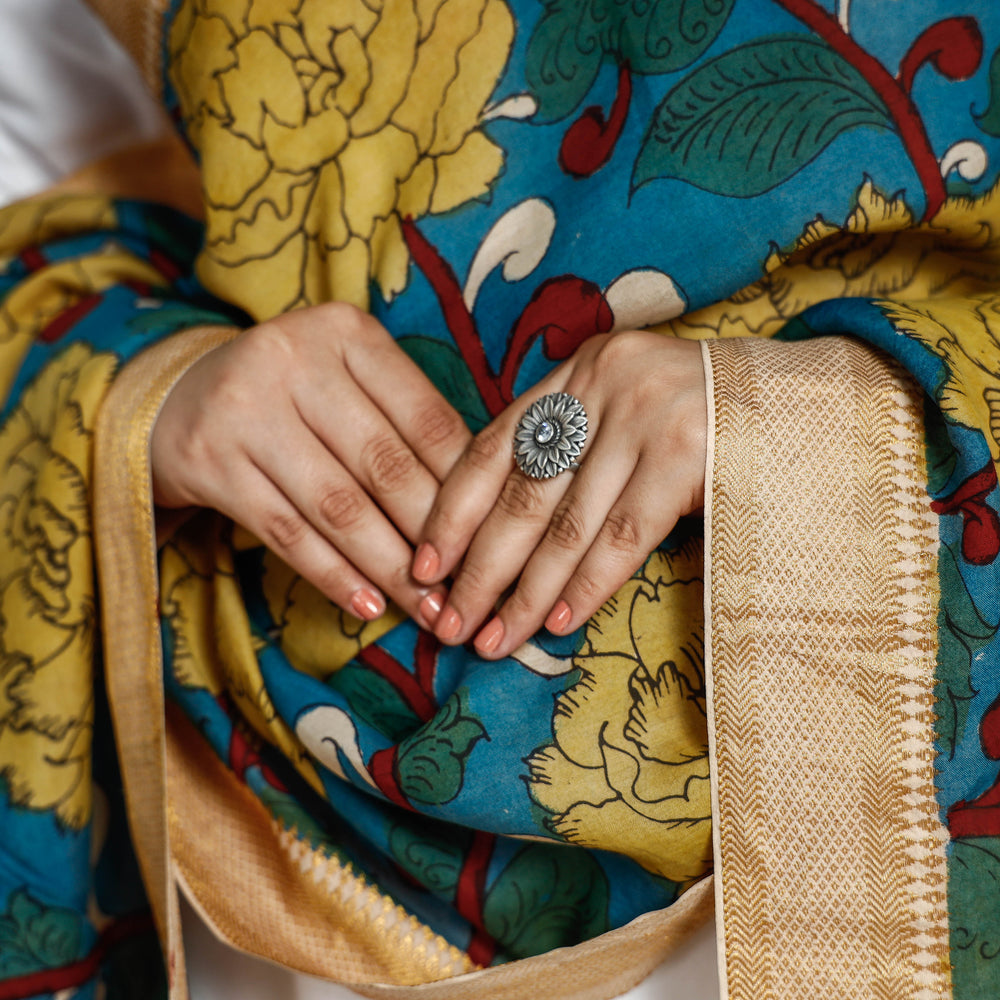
[151, 303, 707, 657]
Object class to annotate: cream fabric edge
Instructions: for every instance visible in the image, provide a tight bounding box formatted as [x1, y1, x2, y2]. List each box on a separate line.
[94, 324, 241, 1000]
[699, 339, 729, 1000]
[703, 336, 950, 1000]
[93, 323, 715, 999]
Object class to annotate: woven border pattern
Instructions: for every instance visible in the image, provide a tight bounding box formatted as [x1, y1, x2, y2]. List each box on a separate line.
[705, 337, 949, 1000]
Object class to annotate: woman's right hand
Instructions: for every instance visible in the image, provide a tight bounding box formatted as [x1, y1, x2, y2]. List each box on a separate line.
[150, 303, 471, 626]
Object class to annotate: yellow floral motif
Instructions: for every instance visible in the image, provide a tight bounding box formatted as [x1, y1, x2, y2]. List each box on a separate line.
[526, 540, 712, 886]
[259, 548, 399, 681]
[666, 178, 1000, 343]
[159, 520, 398, 798]
[159, 517, 322, 796]
[168, 0, 514, 320]
[878, 294, 1000, 462]
[0, 344, 117, 829]
[0, 196, 155, 402]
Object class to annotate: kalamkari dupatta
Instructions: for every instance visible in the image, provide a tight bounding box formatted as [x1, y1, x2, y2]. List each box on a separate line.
[0, 0, 998, 997]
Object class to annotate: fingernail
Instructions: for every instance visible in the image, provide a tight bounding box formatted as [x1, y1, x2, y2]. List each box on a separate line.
[419, 591, 445, 626]
[436, 607, 462, 641]
[545, 600, 572, 634]
[475, 617, 504, 656]
[413, 543, 440, 582]
[351, 587, 385, 621]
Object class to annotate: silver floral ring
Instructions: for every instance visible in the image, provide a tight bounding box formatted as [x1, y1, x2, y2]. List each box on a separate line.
[513, 392, 588, 479]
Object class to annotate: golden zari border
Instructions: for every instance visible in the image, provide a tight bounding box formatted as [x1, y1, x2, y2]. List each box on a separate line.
[703, 337, 950, 1000]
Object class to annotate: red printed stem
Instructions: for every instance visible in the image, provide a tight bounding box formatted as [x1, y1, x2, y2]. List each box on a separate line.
[401, 218, 506, 417]
[358, 645, 437, 722]
[0, 912, 154, 1000]
[773, 0, 947, 219]
[455, 830, 498, 966]
[414, 630, 440, 702]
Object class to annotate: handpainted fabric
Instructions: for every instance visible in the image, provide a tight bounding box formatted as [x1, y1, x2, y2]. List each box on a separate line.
[2, 1, 1000, 998]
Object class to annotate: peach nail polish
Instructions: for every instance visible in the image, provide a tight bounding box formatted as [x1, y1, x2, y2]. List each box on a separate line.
[419, 591, 444, 626]
[413, 543, 440, 582]
[351, 588, 385, 621]
[545, 600, 572, 634]
[475, 617, 504, 655]
[436, 607, 462, 641]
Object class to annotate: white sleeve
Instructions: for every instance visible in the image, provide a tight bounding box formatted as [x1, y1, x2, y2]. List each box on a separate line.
[0, 0, 167, 207]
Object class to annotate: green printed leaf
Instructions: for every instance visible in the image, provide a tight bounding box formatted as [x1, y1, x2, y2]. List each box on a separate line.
[526, 0, 735, 121]
[388, 824, 470, 895]
[483, 845, 610, 958]
[975, 45, 1000, 137]
[396, 691, 487, 806]
[398, 336, 490, 432]
[634, 36, 892, 197]
[331, 663, 421, 743]
[936, 544, 996, 759]
[0, 890, 83, 977]
[950, 838, 1000, 998]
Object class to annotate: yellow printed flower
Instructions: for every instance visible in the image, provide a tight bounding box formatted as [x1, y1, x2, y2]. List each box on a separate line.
[0, 196, 156, 400]
[666, 178, 1000, 342]
[526, 540, 712, 886]
[879, 293, 1000, 461]
[0, 344, 117, 829]
[168, 0, 514, 319]
[259, 548, 399, 681]
[158, 521, 399, 799]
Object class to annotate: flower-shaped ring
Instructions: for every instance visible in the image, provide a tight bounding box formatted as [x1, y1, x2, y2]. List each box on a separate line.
[513, 392, 589, 479]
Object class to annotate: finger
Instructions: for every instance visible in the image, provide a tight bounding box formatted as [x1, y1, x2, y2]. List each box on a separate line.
[413, 417, 522, 584]
[469, 435, 637, 658]
[340, 323, 473, 480]
[246, 423, 446, 627]
[545, 465, 686, 637]
[431, 470, 572, 646]
[414, 380, 569, 584]
[296, 370, 451, 544]
[221, 462, 390, 621]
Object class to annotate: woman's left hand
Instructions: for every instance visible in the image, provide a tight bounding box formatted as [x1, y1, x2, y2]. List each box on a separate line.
[412, 332, 708, 658]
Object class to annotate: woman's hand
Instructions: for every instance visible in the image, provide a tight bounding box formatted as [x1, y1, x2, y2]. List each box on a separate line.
[412, 332, 707, 658]
[151, 304, 471, 625]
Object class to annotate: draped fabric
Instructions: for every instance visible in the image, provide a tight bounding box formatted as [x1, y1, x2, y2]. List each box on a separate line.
[1, 1, 999, 997]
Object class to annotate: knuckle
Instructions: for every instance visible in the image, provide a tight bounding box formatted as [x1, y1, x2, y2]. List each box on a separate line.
[315, 563, 350, 601]
[244, 320, 296, 366]
[414, 401, 466, 451]
[323, 301, 368, 341]
[455, 558, 490, 597]
[595, 330, 640, 367]
[570, 568, 603, 604]
[504, 585, 537, 618]
[363, 435, 417, 493]
[601, 509, 643, 553]
[495, 474, 548, 523]
[425, 501, 458, 541]
[386, 560, 414, 595]
[464, 425, 508, 473]
[317, 485, 365, 532]
[547, 500, 586, 550]
[262, 510, 309, 552]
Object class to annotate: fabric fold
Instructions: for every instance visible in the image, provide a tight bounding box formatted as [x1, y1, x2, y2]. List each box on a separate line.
[94, 323, 240, 999]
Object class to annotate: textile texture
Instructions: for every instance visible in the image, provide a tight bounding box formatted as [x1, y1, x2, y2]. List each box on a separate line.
[1, 1, 999, 999]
